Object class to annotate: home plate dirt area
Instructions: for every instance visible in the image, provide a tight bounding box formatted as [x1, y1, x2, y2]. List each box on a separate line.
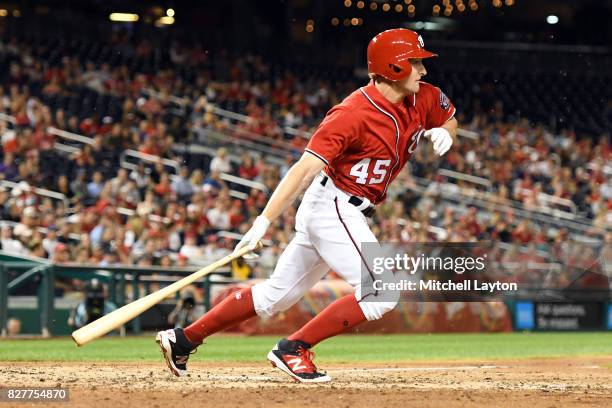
[2, 357, 611, 408]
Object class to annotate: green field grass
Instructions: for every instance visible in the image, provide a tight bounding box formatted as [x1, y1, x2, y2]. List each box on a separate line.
[1, 332, 611, 363]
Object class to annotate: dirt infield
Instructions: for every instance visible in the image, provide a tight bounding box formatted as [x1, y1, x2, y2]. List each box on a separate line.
[2, 357, 612, 408]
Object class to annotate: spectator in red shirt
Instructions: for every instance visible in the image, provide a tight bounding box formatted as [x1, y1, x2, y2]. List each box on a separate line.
[512, 219, 534, 244]
[140, 136, 160, 156]
[154, 172, 173, 198]
[238, 153, 258, 180]
[229, 200, 245, 229]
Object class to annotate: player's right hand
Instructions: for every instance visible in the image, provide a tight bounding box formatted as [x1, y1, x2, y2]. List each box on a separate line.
[233, 215, 270, 259]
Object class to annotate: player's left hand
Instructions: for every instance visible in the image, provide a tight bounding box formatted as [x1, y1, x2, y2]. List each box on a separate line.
[424, 127, 453, 156]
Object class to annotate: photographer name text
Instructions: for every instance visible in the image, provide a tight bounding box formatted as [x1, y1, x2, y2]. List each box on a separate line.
[373, 279, 518, 292]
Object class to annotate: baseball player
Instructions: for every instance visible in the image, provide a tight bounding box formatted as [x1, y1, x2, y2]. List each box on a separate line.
[156, 28, 456, 383]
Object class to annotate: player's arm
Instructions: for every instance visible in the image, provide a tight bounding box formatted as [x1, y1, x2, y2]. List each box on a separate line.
[441, 117, 458, 139]
[232, 152, 325, 257]
[233, 107, 355, 257]
[262, 153, 325, 221]
[419, 83, 457, 157]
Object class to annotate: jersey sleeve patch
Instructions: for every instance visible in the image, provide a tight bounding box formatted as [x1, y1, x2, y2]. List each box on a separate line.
[439, 91, 451, 111]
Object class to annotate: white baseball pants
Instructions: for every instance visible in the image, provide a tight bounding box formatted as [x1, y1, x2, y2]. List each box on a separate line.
[251, 174, 398, 321]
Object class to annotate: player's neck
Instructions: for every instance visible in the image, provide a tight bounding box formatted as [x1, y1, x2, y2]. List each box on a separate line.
[374, 81, 409, 105]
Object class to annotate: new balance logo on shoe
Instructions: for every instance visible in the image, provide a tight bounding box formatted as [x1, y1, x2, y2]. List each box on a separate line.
[287, 357, 307, 372]
[176, 355, 189, 365]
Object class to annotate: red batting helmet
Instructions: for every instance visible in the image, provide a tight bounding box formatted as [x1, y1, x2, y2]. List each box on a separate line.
[367, 29, 437, 81]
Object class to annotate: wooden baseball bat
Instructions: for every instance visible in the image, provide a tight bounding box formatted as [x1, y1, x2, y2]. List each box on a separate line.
[72, 242, 262, 346]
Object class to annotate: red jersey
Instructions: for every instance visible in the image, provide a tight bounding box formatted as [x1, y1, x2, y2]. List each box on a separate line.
[305, 81, 455, 204]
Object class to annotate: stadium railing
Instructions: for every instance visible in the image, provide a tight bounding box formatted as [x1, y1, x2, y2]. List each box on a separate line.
[120, 149, 181, 175]
[142, 86, 308, 154]
[0, 251, 240, 337]
[437, 169, 493, 192]
[0, 180, 69, 208]
[0, 251, 51, 336]
[408, 175, 605, 238]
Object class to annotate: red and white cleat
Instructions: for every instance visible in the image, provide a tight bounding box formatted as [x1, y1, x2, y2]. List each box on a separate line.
[267, 338, 331, 383]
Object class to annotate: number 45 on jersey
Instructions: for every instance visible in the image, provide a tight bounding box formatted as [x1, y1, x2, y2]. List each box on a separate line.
[349, 158, 391, 185]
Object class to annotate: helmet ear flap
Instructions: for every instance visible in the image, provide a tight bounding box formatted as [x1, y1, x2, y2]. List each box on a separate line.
[389, 64, 403, 74]
[387, 63, 411, 80]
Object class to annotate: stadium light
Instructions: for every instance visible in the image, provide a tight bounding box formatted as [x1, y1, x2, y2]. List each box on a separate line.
[109, 13, 139, 22]
[166, 8, 175, 17]
[306, 19, 315, 32]
[407, 20, 446, 31]
[546, 15, 559, 24]
[157, 16, 175, 25]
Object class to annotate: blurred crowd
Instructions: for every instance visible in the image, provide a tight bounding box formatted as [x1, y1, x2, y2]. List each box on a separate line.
[0, 34, 610, 287]
[412, 115, 610, 224]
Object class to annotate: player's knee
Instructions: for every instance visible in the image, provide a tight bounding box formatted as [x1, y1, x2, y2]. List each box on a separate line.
[358, 299, 398, 321]
[257, 297, 294, 317]
[355, 287, 400, 321]
[251, 281, 301, 318]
